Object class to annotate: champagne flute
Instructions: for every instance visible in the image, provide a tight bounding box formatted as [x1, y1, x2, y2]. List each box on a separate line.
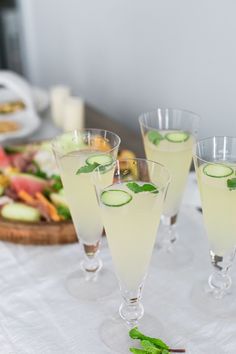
[139, 109, 199, 258]
[93, 158, 170, 351]
[52, 129, 120, 300]
[193, 136, 236, 303]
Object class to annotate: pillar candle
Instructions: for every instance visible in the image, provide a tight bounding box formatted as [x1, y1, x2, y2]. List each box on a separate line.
[50, 85, 70, 127]
[62, 96, 85, 131]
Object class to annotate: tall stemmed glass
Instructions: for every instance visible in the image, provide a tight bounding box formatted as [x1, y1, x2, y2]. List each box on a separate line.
[52, 129, 120, 300]
[139, 109, 199, 254]
[93, 158, 170, 351]
[193, 136, 236, 301]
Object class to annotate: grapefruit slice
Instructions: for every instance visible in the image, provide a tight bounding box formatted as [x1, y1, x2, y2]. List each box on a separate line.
[10, 173, 48, 196]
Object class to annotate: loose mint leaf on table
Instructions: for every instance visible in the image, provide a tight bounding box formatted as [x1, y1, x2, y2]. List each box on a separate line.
[129, 327, 186, 353]
[141, 340, 162, 353]
[76, 162, 99, 175]
[147, 130, 164, 145]
[129, 327, 168, 350]
[130, 348, 147, 353]
[227, 177, 236, 191]
[127, 182, 159, 194]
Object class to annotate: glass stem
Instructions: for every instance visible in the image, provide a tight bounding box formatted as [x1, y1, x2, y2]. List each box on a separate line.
[119, 284, 144, 328]
[208, 248, 236, 299]
[159, 214, 178, 251]
[81, 241, 102, 280]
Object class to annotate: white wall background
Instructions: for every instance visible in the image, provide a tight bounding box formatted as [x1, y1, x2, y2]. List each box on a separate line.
[19, 0, 236, 136]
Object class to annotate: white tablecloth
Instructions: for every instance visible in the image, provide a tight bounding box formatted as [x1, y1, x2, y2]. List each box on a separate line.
[1, 108, 235, 354]
[0, 172, 235, 354]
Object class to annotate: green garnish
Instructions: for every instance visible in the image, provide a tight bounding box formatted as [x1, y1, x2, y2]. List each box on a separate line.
[76, 162, 99, 175]
[34, 170, 48, 179]
[141, 340, 162, 353]
[227, 177, 236, 191]
[129, 328, 168, 350]
[43, 188, 51, 198]
[127, 182, 159, 194]
[129, 327, 185, 353]
[57, 205, 71, 220]
[147, 130, 164, 146]
[51, 174, 63, 191]
[27, 161, 48, 180]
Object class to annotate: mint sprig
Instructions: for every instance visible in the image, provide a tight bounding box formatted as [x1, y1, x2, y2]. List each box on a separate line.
[129, 327, 185, 353]
[127, 182, 159, 194]
[129, 328, 168, 350]
[147, 130, 164, 146]
[227, 177, 236, 191]
[76, 162, 99, 175]
[130, 348, 147, 353]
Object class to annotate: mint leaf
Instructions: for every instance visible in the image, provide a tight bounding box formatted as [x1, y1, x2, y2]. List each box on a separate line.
[76, 162, 99, 175]
[147, 130, 164, 146]
[141, 340, 161, 353]
[129, 349, 146, 353]
[129, 327, 185, 353]
[227, 177, 236, 191]
[129, 327, 146, 340]
[141, 340, 156, 349]
[129, 328, 168, 350]
[127, 182, 159, 194]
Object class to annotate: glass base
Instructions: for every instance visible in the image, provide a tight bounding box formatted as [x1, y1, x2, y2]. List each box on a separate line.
[66, 267, 118, 301]
[152, 240, 194, 269]
[99, 314, 166, 354]
[153, 213, 194, 269]
[191, 278, 236, 318]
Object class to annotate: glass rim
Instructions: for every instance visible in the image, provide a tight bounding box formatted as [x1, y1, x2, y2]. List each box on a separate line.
[94, 157, 171, 188]
[193, 135, 236, 164]
[138, 107, 200, 129]
[51, 127, 121, 155]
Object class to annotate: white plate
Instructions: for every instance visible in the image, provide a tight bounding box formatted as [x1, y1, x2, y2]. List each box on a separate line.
[0, 87, 49, 113]
[0, 71, 43, 143]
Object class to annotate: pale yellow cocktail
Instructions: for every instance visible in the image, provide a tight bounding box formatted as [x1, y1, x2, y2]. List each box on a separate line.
[197, 163, 236, 256]
[143, 130, 194, 216]
[99, 181, 164, 291]
[59, 150, 114, 245]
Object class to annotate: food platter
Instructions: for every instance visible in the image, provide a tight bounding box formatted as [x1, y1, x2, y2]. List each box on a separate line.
[0, 137, 134, 245]
[0, 140, 78, 244]
[0, 218, 76, 245]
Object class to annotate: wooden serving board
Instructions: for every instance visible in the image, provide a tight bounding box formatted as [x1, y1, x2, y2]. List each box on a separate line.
[0, 218, 77, 245]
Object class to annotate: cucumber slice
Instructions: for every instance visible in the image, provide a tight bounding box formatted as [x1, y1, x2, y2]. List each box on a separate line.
[86, 154, 113, 166]
[101, 190, 132, 207]
[1, 203, 40, 222]
[203, 163, 234, 178]
[165, 131, 189, 143]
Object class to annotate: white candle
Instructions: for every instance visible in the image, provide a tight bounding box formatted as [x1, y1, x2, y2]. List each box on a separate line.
[62, 96, 85, 131]
[50, 86, 70, 127]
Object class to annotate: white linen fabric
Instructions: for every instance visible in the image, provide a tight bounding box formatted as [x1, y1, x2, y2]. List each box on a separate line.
[0, 177, 235, 354]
